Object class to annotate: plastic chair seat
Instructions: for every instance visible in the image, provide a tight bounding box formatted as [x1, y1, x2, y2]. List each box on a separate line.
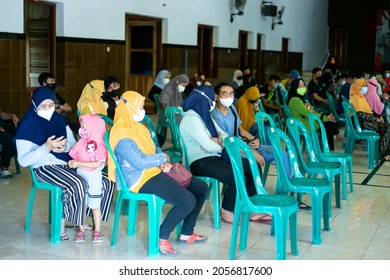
[224, 136, 299, 260]
[26, 166, 63, 244]
[105, 130, 181, 256]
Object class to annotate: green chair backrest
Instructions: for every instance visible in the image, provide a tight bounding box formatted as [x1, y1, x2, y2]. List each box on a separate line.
[154, 93, 168, 126]
[97, 114, 113, 127]
[326, 92, 345, 123]
[164, 106, 183, 154]
[255, 111, 276, 145]
[224, 136, 268, 204]
[341, 100, 363, 134]
[141, 114, 160, 148]
[308, 113, 331, 153]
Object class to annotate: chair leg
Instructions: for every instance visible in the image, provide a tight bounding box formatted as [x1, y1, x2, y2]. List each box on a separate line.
[262, 163, 270, 186]
[239, 212, 250, 251]
[25, 185, 36, 232]
[229, 211, 241, 260]
[211, 179, 221, 229]
[147, 197, 165, 256]
[111, 195, 123, 247]
[334, 173, 341, 208]
[49, 188, 63, 244]
[310, 194, 323, 245]
[273, 214, 287, 260]
[341, 164, 348, 200]
[289, 212, 299, 256]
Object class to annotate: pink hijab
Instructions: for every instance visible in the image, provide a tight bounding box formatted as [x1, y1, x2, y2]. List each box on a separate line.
[69, 114, 107, 171]
[366, 78, 385, 115]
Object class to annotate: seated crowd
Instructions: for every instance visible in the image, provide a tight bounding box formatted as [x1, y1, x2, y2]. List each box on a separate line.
[12, 66, 390, 257]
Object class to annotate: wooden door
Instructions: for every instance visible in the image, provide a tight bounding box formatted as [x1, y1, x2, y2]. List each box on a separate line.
[126, 19, 160, 112]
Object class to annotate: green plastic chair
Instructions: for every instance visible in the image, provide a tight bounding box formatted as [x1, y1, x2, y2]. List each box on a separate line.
[97, 114, 113, 127]
[268, 126, 332, 245]
[326, 92, 345, 125]
[224, 136, 299, 260]
[254, 111, 275, 186]
[341, 100, 380, 169]
[165, 106, 221, 229]
[154, 93, 169, 139]
[287, 117, 342, 209]
[308, 113, 354, 199]
[258, 98, 282, 129]
[142, 114, 182, 163]
[25, 166, 63, 244]
[104, 130, 180, 256]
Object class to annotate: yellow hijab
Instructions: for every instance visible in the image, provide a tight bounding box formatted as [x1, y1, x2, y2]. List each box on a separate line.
[77, 80, 108, 115]
[108, 91, 160, 191]
[235, 86, 260, 131]
[349, 78, 372, 114]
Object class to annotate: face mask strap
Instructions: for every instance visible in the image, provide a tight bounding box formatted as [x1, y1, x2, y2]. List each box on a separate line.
[194, 88, 213, 107]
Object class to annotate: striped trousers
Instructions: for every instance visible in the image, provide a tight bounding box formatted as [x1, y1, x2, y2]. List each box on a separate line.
[34, 165, 114, 226]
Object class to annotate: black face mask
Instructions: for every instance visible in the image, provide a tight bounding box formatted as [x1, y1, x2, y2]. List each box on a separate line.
[108, 89, 119, 97]
[47, 83, 57, 92]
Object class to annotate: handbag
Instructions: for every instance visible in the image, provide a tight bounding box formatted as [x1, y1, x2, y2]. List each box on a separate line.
[166, 162, 193, 188]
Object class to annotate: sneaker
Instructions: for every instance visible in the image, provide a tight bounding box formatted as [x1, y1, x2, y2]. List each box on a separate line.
[0, 169, 13, 179]
[93, 231, 104, 243]
[74, 231, 85, 243]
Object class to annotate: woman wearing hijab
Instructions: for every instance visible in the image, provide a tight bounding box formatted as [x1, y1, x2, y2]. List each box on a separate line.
[14, 87, 112, 242]
[108, 91, 208, 255]
[231, 70, 243, 91]
[77, 80, 107, 116]
[349, 78, 390, 160]
[159, 74, 189, 110]
[68, 114, 114, 242]
[147, 70, 171, 102]
[365, 77, 386, 117]
[288, 78, 339, 151]
[179, 85, 258, 223]
[235, 85, 261, 137]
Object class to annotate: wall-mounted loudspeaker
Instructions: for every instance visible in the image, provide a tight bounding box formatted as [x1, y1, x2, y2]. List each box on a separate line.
[261, 5, 277, 17]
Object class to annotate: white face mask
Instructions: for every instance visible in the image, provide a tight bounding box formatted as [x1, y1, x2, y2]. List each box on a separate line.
[178, 85, 186, 92]
[37, 107, 55, 121]
[133, 109, 146, 122]
[196, 81, 202, 86]
[219, 97, 234, 108]
[341, 80, 346, 86]
[361, 86, 368, 95]
[163, 78, 170, 85]
[386, 73, 390, 78]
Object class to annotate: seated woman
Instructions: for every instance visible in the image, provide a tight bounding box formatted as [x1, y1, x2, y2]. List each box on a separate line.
[108, 90, 208, 255]
[365, 77, 386, 117]
[15, 87, 114, 241]
[77, 80, 107, 116]
[235, 85, 261, 138]
[147, 70, 171, 102]
[288, 78, 340, 151]
[159, 74, 189, 111]
[179, 85, 265, 223]
[349, 78, 390, 160]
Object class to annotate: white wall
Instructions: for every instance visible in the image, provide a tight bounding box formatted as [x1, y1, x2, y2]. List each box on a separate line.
[0, 0, 329, 71]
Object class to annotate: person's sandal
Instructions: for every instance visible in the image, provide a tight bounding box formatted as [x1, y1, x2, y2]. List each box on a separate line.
[298, 201, 312, 210]
[61, 233, 69, 241]
[178, 233, 207, 244]
[159, 240, 178, 255]
[93, 231, 104, 243]
[74, 231, 85, 243]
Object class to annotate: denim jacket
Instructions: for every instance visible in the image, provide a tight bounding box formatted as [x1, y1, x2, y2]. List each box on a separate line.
[114, 138, 166, 192]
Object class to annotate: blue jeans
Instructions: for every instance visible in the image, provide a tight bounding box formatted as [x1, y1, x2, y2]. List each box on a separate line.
[257, 145, 290, 178]
[139, 173, 208, 240]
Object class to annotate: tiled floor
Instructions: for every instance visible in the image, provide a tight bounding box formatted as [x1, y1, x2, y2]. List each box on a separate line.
[1, 121, 389, 260]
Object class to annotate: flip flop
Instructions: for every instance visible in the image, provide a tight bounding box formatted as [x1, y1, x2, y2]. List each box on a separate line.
[178, 233, 207, 244]
[250, 214, 272, 223]
[159, 240, 178, 255]
[298, 201, 312, 210]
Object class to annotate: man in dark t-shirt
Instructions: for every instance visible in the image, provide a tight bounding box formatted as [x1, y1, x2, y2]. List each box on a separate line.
[307, 67, 330, 114]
